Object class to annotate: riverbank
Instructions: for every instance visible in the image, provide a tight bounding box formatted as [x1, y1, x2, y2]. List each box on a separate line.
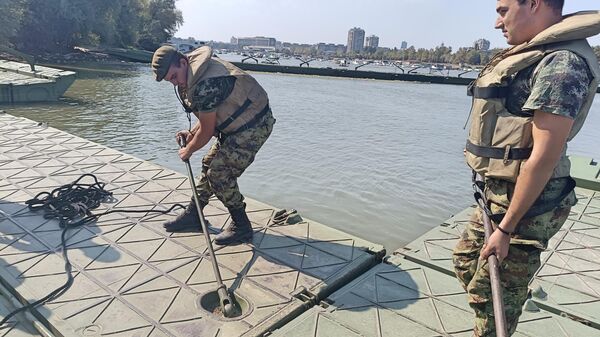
[4, 50, 600, 92]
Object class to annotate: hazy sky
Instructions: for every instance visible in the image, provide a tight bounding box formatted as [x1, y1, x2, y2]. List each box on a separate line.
[175, 0, 600, 49]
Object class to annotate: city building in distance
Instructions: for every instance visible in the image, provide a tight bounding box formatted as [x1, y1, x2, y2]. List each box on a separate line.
[347, 27, 365, 53]
[473, 38, 491, 51]
[168, 37, 204, 53]
[231, 36, 277, 51]
[365, 35, 379, 49]
[316, 43, 347, 55]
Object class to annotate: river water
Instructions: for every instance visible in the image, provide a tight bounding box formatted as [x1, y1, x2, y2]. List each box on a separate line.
[2, 66, 599, 252]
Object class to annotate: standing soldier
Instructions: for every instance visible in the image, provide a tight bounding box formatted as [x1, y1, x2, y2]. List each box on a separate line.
[453, 1, 600, 336]
[151, 45, 275, 245]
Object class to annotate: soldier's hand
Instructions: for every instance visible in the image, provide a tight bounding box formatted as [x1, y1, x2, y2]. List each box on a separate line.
[480, 229, 510, 262]
[178, 147, 192, 161]
[175, 130, 194, 146]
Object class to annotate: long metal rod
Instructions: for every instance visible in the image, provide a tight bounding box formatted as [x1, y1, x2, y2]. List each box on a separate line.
[474, 175, 508, 337]
[178, 136, 234, 317]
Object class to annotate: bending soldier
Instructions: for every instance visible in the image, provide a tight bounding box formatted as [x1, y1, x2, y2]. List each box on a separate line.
[151, 45, 275, 245]
[453, 1, 600, 336]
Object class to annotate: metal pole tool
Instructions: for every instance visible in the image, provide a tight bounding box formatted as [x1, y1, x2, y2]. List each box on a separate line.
[473, 174, 508, 337]
[178, 135, 235, 317]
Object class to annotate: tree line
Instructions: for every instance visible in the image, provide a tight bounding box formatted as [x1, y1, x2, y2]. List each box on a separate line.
[357, 45, 504, 65]
[0, 0, 182, 54]
[284, 43, 600, 66]
[281, 43, 500, 66]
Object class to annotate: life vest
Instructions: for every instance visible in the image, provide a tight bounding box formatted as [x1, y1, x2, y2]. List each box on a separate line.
[466, 11, 600, 182]
[178, 46, 270, 135]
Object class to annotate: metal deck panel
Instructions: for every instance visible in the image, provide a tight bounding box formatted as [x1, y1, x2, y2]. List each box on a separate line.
[570, 156, 600, 191]
[0, 292, 45, 337]
[0, 114, 384, 337]
[399, 186, 600, 328]
[270, 255, 600, 336]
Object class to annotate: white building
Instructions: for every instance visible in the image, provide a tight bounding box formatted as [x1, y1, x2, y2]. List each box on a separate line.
[168, 37, 204, 53]
[230, 36, 277, 50]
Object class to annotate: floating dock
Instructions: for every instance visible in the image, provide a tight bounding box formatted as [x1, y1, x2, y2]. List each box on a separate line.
[232, 62, 600, 93]
[271, 255, 599, 337]
[0, 61, 76, 103]
[1, 111, 599, 336]
[0, 113, 384, 337]
[399, 164, 600, 331]
[233, 62, 474, 86]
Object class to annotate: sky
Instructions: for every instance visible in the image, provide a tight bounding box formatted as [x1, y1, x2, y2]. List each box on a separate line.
[175, 0, 600, 50]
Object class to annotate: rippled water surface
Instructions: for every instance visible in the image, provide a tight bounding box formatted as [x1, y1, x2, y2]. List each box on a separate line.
[2, 66, 599, 252]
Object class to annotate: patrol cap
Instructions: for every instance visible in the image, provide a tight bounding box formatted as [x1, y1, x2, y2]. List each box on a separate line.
[151, 45, 182, 82]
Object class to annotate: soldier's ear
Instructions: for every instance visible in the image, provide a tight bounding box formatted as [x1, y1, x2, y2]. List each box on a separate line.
[180, 58, 188, 68]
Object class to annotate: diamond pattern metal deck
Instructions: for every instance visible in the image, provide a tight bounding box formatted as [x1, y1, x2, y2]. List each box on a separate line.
[270, 255, 600, 337]
[0, 114, 384, 337]
[399, 186, 600, 329]
[0, 291, 44, 337]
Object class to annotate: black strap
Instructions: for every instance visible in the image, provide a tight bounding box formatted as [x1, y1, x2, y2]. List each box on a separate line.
[220, 104, 270, 137]
[473, 172, 577, 224]
[466, 140, 532, 161]
[216, 98, 252, 132]
[467, 85, 509, 99]
[488, 176, 576, 223]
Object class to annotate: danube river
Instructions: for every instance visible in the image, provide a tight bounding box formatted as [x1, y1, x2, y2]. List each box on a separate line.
[2, 67, 599, 252]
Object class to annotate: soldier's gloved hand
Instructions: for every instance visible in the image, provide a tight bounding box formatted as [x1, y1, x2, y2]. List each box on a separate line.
[175, 130, 194, 146]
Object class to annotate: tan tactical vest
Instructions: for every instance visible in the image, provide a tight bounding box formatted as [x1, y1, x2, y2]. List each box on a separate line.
[179, 46, 269, 135]
[466, 11, 600, 182]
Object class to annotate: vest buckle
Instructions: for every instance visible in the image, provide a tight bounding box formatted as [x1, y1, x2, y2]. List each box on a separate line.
[467, 81, 475, 97]
[503, 145, 512, 164]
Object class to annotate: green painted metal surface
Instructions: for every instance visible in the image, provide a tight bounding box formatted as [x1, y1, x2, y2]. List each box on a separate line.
[400, 185, 600, 329]
[0, 61, 76, 103]
[569, 155, 600, 191]
[0, 291, 46, 337]
[271, 255, 600, 336]
[0, 114, 384, 337]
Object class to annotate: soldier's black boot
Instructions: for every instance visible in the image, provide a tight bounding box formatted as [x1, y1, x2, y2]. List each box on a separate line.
[214, 205, 253, 245]
[163, 198, 206, 232]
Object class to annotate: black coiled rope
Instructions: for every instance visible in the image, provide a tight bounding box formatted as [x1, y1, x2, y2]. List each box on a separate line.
[26, 173, 113, 228]
[0, 174, 185, 327]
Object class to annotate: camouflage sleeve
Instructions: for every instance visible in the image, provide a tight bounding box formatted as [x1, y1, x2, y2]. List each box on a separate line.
[523, 50, 592, 119]
[190, 76, 236, 113]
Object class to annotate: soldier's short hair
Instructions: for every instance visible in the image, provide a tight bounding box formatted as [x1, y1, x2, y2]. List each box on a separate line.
[170, 52, 186, 68]
[517, 0, 564, 13]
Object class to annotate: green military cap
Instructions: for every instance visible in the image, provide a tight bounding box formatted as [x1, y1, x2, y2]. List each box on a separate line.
[151, 45, 181, 81]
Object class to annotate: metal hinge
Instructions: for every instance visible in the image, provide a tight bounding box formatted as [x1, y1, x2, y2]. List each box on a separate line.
[290, 286, 317, 304]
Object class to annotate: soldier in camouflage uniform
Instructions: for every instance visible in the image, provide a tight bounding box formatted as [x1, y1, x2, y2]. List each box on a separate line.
[453, 1, 600, 336]
[151, 45, 275, 245]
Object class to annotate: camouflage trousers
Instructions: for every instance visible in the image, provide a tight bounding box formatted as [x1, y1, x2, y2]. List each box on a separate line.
[452, 178, 574, 336]
[194, 110, 275, 210]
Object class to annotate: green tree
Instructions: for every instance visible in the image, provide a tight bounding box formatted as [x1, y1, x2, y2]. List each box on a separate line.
[138, 0, 183, 51]
[0, 0, 28, 48]
[466, 49, 482, 65]
[13, 0, 183, 53]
